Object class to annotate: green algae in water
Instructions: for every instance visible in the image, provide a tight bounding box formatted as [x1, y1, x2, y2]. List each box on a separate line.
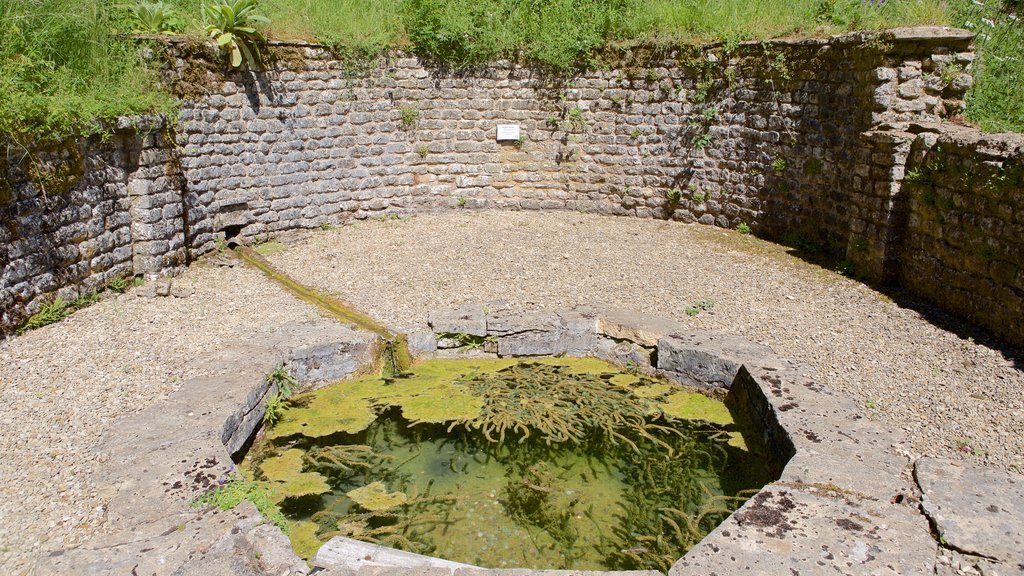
[246, 357, 773, 571]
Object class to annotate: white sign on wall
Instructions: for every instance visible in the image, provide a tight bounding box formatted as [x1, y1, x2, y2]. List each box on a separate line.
[496, 124, 521, 141]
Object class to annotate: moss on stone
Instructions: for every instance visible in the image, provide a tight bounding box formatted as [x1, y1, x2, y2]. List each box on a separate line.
[347, 481, 408, 511]
[659, 390, 733, 426]
[259, 448, 331, 502]
[287, 520, 323, 558]
[267, 392, 378, 439]
[393, 390, 483, 424]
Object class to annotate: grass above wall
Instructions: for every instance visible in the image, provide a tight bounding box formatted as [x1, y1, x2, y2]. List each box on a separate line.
[0, 0, 177, 144]
[0, 0, 1021, 142]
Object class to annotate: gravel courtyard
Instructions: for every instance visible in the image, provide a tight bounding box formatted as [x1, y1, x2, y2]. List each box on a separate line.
[1, 210, 1021, 573]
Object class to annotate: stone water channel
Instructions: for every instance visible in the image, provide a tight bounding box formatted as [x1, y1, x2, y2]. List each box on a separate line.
[35, 248, 1024, 576]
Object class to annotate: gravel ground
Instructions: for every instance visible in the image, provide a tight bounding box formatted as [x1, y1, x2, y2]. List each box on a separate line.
[0, 263, 321, 575]
[267, 211, 1024, 474]
[1, 210, 1021, 574]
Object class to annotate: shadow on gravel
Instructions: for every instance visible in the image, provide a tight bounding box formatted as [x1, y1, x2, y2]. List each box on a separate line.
[780, 244, 1024, 374]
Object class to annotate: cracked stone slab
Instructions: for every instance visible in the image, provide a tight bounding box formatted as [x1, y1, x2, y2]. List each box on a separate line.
[915, 457, 1024, 568]
[672, 484, 937, 575]
[428, 305, 488, 336]
[318, 568, 661, 576]
[171, 502, 309, 576]
[657, 330, 774, 387]
[314, 536, 478, 572]
[489, 308, 599, 357]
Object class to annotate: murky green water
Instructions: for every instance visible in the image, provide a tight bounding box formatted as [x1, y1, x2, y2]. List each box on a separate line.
[245, 357, 772, 571]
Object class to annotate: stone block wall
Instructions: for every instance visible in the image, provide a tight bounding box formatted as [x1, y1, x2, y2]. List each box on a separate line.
[8, 27, 1024, 348]
[0, 118, 179, 331]
[899, 128, 1024, 344]
[168, 28, 972, 260]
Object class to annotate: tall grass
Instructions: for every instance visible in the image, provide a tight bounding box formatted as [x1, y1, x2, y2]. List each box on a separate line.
[263, 0, 403, 59]
[955, 0, 1023, 132]
[638, 0, 948, 43]
[0, 0, 1020, 140]
[0, 0, 175, 142]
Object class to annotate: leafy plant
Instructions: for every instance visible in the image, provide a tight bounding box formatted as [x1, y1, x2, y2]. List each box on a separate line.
[129, 1, 183, 34]
[692, 191, 706, 204]
[438, 331, 495, 350]
[16, 289, 101, 335]
[938, 62, 963, 87]
[399, 105, 419, 129]
[203, 0, 271, 69]
[263, 364, 298, 425]
[17, 297, 70, 334]
[685, 299, 714, 317]
[564, 106, 587, 133]
[630, 128, 641, 140]
[107, 275, 132, 294]
[415, 144, 429, 158]
[665, 188, 682, 205]
[736, 222, 751, 235]
[266, 364, 297, 397]
[771, 157, 787, 172]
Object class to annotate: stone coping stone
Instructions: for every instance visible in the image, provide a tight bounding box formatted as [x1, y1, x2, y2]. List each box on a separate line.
[915, 457, 1024, 568]
[318, 569, 660, 576]
[670, 485, 937, 575]
[314, 536, 478, 572]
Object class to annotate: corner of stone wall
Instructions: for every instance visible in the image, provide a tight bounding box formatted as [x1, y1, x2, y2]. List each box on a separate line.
[126, 116, 192, 278]
[845, 128, 916, 283]
[869, 27, 975, 126]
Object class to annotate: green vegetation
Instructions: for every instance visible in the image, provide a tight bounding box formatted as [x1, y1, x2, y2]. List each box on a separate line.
[263, 364, 297, 425]
[192, 474, 290, 532]
[436, 331, 496, 350]
[130, 1, 185, 34]
[203, 0, 270, 69]
[736, 222, 752, 235]
[16, 290, 100, 335]
[398, 104, 419, 129]
[685, 299, 714, 317]
[0, 0, 177, 142]
[0, 0, 1020, 144]
[955, 1, 1024, 132]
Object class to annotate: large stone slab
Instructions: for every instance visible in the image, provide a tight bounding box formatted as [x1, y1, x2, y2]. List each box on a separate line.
[171, 502, 310, 576]
[488, 308, 598, 357]
[428, 305, 488, 337]
[915, 457, 1024, 567]
[672, 484, 937, 575]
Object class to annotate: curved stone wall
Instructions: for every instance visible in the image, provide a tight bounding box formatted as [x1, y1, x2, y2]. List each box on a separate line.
[4, 27, 1023, 348]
